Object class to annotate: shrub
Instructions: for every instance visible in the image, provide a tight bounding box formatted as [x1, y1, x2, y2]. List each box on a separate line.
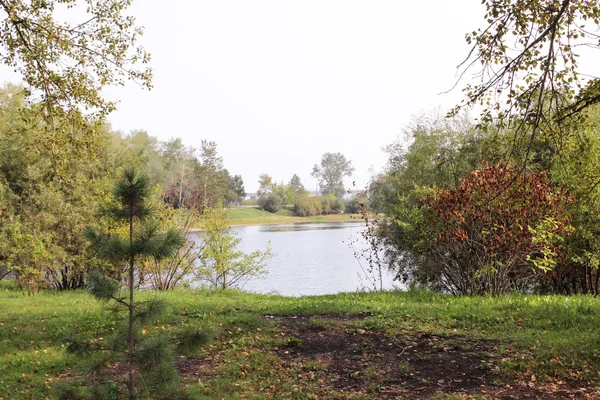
[421, 164, 572, 295]
[293, 194, 344, 216]
[257, 193, 283, 213]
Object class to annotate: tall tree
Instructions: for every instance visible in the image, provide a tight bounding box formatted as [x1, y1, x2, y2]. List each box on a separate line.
[288, 174, 306, 197]
[124, 130, 166, 187]
[191, 140, 230, 209]
[311, 152, 354, 198]
[160, 138, 197, 208]
[227, 174, 246, 206]
[257, 173, 274, 196]
[0, 0, 151, 119]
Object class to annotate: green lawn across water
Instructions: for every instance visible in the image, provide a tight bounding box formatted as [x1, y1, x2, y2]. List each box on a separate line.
[223, 207, 362, 226]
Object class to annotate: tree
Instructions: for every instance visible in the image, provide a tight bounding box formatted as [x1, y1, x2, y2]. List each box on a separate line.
[367, 112, 521, 292]
[384, 111, 489, 191]
[257, 173, 274, 196]
[311, 152, 354, 198]
[0, 84, 119, 291]
[274, 182, 294, 208]
[160, 138, 196, 209]
[0, 0, 151, 119]
[542, 104, 600, 294]
[190, 140, 230, 209]
[124, 130, 166, 187]
[455, 1, 600, 164]
[227, 174, 246, 206]
[197, 207, 274, 289]
[289, 174, 305, 194]
[80, 168, 200, 399]
[287, 174, 306, 205]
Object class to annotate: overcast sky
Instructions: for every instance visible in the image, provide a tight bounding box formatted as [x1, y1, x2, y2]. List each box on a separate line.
[3, 1, 488, 192]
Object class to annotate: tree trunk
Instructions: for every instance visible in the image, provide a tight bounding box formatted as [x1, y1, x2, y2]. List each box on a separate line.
[128, 200, 136, 399]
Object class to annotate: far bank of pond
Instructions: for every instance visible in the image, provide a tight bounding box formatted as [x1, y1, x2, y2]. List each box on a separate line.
[226, 207, 364, 226]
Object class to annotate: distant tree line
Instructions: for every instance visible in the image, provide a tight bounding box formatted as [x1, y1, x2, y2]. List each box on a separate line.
[255, 152, 356, 216]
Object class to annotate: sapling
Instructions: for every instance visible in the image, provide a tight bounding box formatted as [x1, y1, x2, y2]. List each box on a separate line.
[63, 168, 210, 399]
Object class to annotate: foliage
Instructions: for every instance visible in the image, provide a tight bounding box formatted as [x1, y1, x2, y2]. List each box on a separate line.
[455, 0, 600, 164]
[366, 113, 493, 284]
[370, 111, 583, 295]
[344, 192, 367, 214]
[383, 111, 492, 191]
[0, 0, 151, 119]
[0, 84, 117, 291]
[160, 137, 197, 209]
[421, 164, 572, 295]
[288, 174, 306, 197]
[311, 152, 354, 198]
[189, 140, 233, 209]
[293, 194, 344, 217]
[257, 192, 283, 213]
[73, 168, 205, 399]
[542, 105, 600, 294]
[274, 182, 293, 208]
[0, 85, 247, 293]
[0, 219, 50, 294]
[144, 206, 204, 291]
[197, 207, 274, 289]
[257, 173, 275, 196]
[227, 174, 246, 206]
[257, 174, 308, 211]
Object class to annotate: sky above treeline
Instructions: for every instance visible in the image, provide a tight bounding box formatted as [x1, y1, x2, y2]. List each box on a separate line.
[2, 1, 489, 192]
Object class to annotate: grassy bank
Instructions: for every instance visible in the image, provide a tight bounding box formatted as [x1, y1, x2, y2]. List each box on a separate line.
[2, 284, 600, 399]
[226, 207, 362, 226]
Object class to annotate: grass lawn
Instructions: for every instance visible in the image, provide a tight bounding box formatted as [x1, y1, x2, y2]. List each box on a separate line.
[2, 284, 600, 399]
[224, 207, 362, 226]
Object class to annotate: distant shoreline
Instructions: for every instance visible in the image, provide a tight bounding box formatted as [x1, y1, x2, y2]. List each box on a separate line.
[189, 212, 364, 232]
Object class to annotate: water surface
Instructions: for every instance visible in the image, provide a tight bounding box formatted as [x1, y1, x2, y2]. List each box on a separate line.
[193, 222, 398, 296]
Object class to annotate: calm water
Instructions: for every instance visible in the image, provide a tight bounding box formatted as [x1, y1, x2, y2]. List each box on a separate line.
[193, 222, 399, 296]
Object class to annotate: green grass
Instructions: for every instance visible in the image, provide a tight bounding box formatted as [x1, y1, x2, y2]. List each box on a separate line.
[2, 284, 600, 398]
[225, 207, 362, 226]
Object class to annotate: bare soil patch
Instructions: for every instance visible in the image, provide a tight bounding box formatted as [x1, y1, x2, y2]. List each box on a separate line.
[275, 314, 600, 399]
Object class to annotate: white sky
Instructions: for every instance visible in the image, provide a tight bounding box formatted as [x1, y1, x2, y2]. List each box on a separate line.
[2, 1, 487, 192]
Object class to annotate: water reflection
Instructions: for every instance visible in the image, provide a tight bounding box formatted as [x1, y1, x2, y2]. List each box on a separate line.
[259, 222, 358, 232]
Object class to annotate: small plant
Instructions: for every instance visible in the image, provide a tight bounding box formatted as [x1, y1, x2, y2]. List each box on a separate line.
[352, 338, 375, 352]
[365, 365, 380, 379]
[398, 362, 411, 376]
[196, 206, 274, 289]
[282, 336, 303, 348]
